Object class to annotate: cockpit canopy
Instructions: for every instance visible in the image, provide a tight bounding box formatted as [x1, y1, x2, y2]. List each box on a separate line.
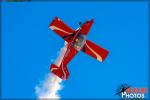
[73, 34, 86, 51]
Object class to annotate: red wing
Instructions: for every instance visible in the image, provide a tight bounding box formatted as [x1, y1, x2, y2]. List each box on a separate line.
[81, 40, 109, 62]
[79, 19, 94, 36]
[49, 17, 75, 42]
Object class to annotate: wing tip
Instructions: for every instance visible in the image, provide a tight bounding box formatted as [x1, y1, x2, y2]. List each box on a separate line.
[101, 50, 109, 62]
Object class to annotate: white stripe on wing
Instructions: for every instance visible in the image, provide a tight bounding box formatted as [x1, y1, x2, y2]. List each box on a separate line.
[85, 42, 103, 62]
[50, 26, 72, 35]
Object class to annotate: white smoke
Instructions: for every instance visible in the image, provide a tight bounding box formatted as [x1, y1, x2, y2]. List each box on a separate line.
[35, 42, 68, 99]
[54, 42, 68, 67]
[35, 74, 62, 99]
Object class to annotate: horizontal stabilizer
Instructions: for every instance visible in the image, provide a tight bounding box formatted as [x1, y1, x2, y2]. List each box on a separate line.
[50, 63, 69, 80]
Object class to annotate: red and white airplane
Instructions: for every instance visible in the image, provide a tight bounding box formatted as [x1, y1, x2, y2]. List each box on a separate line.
[49, 17, 109, 80]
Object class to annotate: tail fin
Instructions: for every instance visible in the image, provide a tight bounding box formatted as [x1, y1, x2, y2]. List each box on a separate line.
[50, 64, 69, 80]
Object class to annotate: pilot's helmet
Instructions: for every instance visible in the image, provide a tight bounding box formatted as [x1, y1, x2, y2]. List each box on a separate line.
[75, 38, 79, 42]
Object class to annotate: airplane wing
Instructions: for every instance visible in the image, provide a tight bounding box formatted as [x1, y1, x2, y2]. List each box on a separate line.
[79, 19, 94, 36]
[49, 17, 75, 43]
[81, 40, 109, 62]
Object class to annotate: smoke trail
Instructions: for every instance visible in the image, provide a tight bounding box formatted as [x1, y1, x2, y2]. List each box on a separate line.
[35, 42, 68, 99]
[35, 74, 62, 99]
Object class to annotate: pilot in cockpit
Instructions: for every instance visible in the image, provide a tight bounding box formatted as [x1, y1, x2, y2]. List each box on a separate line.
[73, 34, 85, 50]
[75, 37, 82, 45]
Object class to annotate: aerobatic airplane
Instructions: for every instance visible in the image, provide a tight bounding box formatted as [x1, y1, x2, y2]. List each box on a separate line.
[49, 17, 109, 80]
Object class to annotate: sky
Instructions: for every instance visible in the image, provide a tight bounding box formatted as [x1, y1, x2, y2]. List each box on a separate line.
[1, 1, 149, 99]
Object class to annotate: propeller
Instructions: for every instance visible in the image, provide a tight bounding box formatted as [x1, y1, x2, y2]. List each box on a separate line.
[79, 21, 82, 26]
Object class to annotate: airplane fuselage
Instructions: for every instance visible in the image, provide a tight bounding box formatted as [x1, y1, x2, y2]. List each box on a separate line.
[54, 28, 87, 79]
